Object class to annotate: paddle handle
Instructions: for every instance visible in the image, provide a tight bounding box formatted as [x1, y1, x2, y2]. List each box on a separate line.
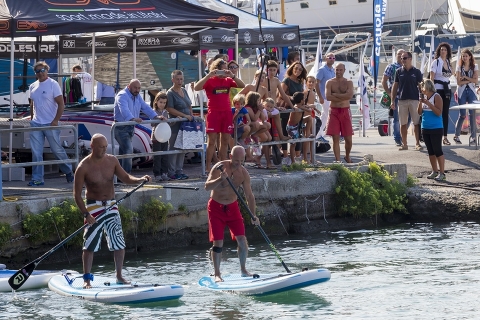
[217, 164, 291, 273]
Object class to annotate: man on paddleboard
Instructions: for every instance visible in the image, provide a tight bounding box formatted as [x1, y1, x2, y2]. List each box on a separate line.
[74, 134, 151, 289]
[205, 146, 260, 282]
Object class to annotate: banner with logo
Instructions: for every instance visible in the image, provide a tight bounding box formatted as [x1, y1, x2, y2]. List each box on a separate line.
[373, 0, 387, 87]
[199, 26, 300, 50]
[60, 34, 199, 55]
[0, 41, 59, 58]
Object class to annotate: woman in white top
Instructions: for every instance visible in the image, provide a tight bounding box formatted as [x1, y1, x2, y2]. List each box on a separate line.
[453, 48, 479, 145]
[430, 42, 453, 145]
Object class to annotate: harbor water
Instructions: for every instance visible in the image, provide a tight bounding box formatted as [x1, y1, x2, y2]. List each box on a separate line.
[2, 221, 480, 319]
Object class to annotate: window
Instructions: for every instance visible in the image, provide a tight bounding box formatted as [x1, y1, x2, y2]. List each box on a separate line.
[300, 2, 309, 9]
[329, 0, 337, 5]
[358, 0, 367, 2]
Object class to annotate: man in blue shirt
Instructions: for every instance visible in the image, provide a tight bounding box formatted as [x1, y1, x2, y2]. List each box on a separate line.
[382, 49, 405, 146]
[315, 52, 336, 143]
[114, 79, 159, 173]
[96, 81, 116, 105]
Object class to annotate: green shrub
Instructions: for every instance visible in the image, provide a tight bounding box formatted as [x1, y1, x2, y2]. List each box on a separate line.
[0, 222, 13, 249]
[118, 205, 138, 233]
[137, 197, 173, 234]
[22, 199, 83, 247]
[331, 162, 408, 217]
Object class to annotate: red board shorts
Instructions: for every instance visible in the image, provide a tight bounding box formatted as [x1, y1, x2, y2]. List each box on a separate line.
[208, 198, 245, 241]
[326, 107, 354, 136]
[268, 117, 279, 138]
[206, 110, 234, 134]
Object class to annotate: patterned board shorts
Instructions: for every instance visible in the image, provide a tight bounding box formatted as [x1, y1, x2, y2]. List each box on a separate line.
[83, 200, 126, 252]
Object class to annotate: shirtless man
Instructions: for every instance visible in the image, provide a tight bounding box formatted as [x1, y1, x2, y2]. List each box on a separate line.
[74, 133, 151, 289]
[325, 63, 354, 163]
[204, 146, 260, 282]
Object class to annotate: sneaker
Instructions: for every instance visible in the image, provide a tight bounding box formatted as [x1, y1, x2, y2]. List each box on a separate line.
[66, 172, 74, 183]
[28, 180, 44, 186]
[339, 137, 345, 143]
[178, 173, 189, 180]
[160, 173, 171, 181]
[168, 174, 178, 180]
[434, 173, 446, 181]
[316, 136, 329, 144]
[426, 171, 438, 179]
[281, 157, 292, 166]
[394, 140, 402, 147]
[154, 175, 163, 182]
[469, 137, 476, 146]
[237, 138, 247, 148]
[453, 136, 462, 144]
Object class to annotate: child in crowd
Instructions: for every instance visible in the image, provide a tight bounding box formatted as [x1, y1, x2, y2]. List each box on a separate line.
[302, 76, 323, 159]
[151, 92, 170, 182]
[286, 92, 313, 164]
[245, 91, 273, 169]
[231, 93, 251, 148]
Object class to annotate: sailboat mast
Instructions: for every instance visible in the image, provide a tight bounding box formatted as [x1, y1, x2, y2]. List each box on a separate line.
[411, 0, 416, 66]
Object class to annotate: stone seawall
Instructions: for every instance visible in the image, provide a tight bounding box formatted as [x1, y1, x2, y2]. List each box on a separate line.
[9, 163, 465, 268]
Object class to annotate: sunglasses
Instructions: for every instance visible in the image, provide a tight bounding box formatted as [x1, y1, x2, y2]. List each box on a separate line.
[35, 68, 46, 74]
[327, 57, 336, 60]
[401, 57, 410, 60]
[228, 65, 238, 70]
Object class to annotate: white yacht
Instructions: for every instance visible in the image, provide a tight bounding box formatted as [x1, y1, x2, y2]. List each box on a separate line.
[223, 0, 447, 31]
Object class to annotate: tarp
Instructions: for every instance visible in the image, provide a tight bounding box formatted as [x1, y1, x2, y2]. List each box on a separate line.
[0, 0, 238, 37]
[187, 0, 300, 48]
[413, 35, 477, 53]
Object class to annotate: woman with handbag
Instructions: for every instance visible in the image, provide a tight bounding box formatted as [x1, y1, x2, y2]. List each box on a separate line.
[166, 70, 193, 180]
[453, 49, 478, 145]
[430, 42, 453, 145]
[278, 61, 307, 164]
[194, 58, 245, 173]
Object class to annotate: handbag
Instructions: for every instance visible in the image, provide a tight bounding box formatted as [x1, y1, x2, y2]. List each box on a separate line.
[174, 121, 204, 149]
[380, 91, 391, 108]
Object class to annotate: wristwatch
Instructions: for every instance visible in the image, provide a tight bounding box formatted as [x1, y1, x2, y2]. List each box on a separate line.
[83, 212, 89, 218]
[232, 75, 236, 80]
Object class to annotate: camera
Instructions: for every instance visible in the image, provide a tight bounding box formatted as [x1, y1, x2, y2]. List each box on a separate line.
[216, 70, 226, 76]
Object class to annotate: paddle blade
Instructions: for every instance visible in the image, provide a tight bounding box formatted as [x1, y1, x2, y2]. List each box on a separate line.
[8, 261, 37, 290]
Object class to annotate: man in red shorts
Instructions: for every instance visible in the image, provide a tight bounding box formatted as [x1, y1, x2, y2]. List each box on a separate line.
[326, 63, 354, 163]
[205, 146, 260, 282]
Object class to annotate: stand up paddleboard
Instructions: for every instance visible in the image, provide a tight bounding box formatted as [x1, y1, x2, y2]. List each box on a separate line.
[48, 273, 184, 304]
[198, 268, 331, 296]
[0, 264, 78, 292]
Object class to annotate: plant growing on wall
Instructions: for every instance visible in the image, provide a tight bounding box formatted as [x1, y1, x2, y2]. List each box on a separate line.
[137, 197, 173, 234]
[0, 222, 13, 249]
[332, 162, 408, 217]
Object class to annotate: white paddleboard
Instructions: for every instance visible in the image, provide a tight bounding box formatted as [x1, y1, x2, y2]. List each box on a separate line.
[198, 268, 331, 295]
[0, 265, 78, 292]
[48, 274, 184, 304]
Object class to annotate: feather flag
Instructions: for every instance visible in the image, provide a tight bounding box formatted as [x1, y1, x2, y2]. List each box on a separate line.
[428, 33, 435, 73]
[357, 58, 371, 130]
[308, 33, 322, 77]
[420, 49, 427, 75]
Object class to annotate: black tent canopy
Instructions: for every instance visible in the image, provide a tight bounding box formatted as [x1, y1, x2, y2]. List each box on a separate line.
[0, 0, 238, 37]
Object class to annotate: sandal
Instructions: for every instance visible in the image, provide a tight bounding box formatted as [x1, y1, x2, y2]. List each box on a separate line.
[443, 137, 451, 145]
[453, 136, 462, 144]
[469, 137, 476, 146]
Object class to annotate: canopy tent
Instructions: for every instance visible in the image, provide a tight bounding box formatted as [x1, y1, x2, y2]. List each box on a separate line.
[413, 34, 477, 53]
[188, 0, 301, 48]
[0, 0, 238, 37]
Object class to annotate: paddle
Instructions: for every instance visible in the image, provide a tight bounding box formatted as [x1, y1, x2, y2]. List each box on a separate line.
[217, 164, 291, 273]
[8, 180, 147, 291]
[144, 185, 199, 190]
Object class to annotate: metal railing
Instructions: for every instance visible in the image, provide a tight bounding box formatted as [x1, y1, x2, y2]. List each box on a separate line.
[110, 117, 205, 181]
[0, 124, 79, 179]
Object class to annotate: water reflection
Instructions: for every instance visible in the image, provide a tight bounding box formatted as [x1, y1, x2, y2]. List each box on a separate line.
[1, 222, 480, 319]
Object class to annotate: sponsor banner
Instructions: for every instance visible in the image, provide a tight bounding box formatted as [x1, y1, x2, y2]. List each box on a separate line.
[373, 0, 387, 87]
[60, 34, 198, 54]
[0, 41, 59, 58]
[199, 27, 299, 49]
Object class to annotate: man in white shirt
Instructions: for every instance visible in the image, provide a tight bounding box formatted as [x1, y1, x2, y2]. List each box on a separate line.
[28, 61, 74, 186]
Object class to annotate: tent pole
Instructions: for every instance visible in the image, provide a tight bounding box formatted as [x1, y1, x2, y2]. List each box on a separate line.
[235, 30, 239, 62]
[133, 29, 137, 79]
[91, 33, 95, 109]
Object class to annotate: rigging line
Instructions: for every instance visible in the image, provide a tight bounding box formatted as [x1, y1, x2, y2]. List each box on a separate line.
[261, 177, 289, 235]
[49, 201, 71, 265]
[304, 195, 322, 224]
